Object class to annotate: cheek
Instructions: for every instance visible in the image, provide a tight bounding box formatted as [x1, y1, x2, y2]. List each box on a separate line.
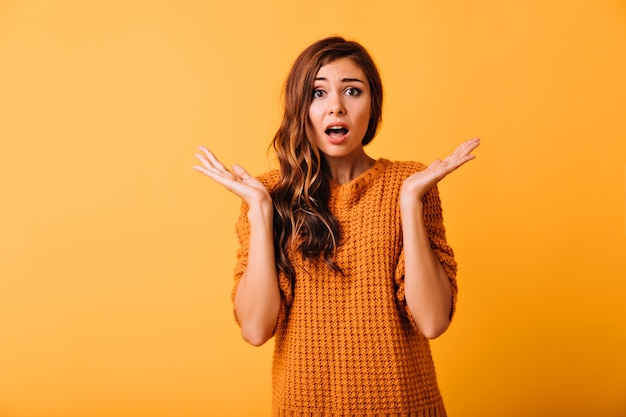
[308, 104, 323, 125]
[357, 108, 371, 129]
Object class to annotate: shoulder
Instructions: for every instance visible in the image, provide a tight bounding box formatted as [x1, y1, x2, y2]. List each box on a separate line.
[256, 169, 281, 190]
[379, 159, 428, 179]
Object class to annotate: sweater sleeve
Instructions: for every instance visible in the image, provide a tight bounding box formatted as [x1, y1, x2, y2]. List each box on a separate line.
[231, 174, 292, 334]
[394, 183, 458, 332]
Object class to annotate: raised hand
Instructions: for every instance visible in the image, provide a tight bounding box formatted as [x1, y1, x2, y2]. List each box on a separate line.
[401, 138, 480, 202]
[193, 146, 271, 207]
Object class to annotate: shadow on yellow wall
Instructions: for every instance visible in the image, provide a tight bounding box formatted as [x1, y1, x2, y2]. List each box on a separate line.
[0, 1, 624, 416]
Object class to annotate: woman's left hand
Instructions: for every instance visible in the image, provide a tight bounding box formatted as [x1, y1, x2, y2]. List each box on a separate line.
[401, 138, 480, 202]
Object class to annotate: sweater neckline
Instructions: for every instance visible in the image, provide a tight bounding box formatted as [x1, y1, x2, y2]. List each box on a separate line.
[329, 158, 390, 202]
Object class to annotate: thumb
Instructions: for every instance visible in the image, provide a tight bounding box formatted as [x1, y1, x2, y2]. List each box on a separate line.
[428, 159, 443, 170]
[231, 164, 250, 180]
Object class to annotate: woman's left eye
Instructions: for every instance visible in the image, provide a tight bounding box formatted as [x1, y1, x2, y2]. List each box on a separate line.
[345, 87, 361, 97]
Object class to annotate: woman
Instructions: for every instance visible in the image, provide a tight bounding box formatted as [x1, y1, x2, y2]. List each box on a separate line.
[194, 36, 479, 416]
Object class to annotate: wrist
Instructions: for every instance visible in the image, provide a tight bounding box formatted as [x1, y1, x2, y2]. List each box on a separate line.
[399, 190, 424, 213]
[247, 197, 274, 224]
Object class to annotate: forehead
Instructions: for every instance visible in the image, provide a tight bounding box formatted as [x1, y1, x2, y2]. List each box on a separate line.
[315, 57, 367, 81]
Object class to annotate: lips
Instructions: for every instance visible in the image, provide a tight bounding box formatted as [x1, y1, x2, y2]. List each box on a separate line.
[325, 123, 349, 141]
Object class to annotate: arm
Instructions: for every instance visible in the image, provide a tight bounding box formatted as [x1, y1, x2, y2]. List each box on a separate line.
[400, 191, 454, 339]
[194, 147, 280, 346]
[400, 138, 479, 339]
[234, 198, 281, 346]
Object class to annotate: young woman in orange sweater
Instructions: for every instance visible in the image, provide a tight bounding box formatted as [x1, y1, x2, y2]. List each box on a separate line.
[194, 37, 479, 416]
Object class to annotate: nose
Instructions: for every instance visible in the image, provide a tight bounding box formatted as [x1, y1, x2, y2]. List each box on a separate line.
[328, 94, 345, 115]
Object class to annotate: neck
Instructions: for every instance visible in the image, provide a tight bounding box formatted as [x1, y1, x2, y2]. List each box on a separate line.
[323, 150, 376, 185]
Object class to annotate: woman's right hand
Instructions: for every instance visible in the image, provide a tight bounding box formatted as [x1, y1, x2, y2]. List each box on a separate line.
[193, 146, 271, 207]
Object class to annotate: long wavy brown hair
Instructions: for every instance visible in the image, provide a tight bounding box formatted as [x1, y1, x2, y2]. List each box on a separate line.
[271, 36, 383, 284]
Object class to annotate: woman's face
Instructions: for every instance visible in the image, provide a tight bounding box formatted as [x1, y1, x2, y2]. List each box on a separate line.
[308, 57, 371, 161]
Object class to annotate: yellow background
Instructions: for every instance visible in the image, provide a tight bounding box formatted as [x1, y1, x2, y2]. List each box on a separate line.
[1, 0, 625, 416]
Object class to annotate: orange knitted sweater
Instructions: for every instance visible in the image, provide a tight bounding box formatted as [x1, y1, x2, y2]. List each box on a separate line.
[233, 158, 458, 416]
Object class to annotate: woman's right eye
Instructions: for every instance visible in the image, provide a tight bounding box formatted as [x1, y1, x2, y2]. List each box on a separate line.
[313, 89, 325, 98]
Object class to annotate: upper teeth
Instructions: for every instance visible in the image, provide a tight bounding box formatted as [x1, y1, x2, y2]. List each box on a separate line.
[329, 126, 343, 130]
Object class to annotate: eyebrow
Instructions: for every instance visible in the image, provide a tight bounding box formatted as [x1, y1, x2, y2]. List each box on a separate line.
[314, 77, 366, 84]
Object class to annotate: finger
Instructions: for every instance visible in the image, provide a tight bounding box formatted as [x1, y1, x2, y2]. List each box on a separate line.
[192, 165, 214, 176]
[452, 139, 479, 157]
[194, 154, 234, 182]
[444, 138, 480, 163]
[427, 159, 444, 170]
[193, 163, 227, 181]
[194, 152, 216, 171]
[194, 159, 242, 191]
[195, 147, 221, 171]
[198, 146, 229, 173]
[194, 164, 243, 192]
[231, 164, 251, 180]
[456, 138, 480, 156]
[196, 149, 241, 183]
[444, 154, 476, 170]
[442, 151, 477, 171]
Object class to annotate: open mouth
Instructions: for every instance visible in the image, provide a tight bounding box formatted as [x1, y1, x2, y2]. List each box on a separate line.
[325, 126, 349, 138]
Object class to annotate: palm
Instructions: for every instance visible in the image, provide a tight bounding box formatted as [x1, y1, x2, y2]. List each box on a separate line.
[403, 138, 480, 199]
[193, 146, 270, 205]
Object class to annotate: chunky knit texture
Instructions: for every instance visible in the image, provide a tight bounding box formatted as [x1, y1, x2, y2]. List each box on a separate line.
[233, 158, 458, 416]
